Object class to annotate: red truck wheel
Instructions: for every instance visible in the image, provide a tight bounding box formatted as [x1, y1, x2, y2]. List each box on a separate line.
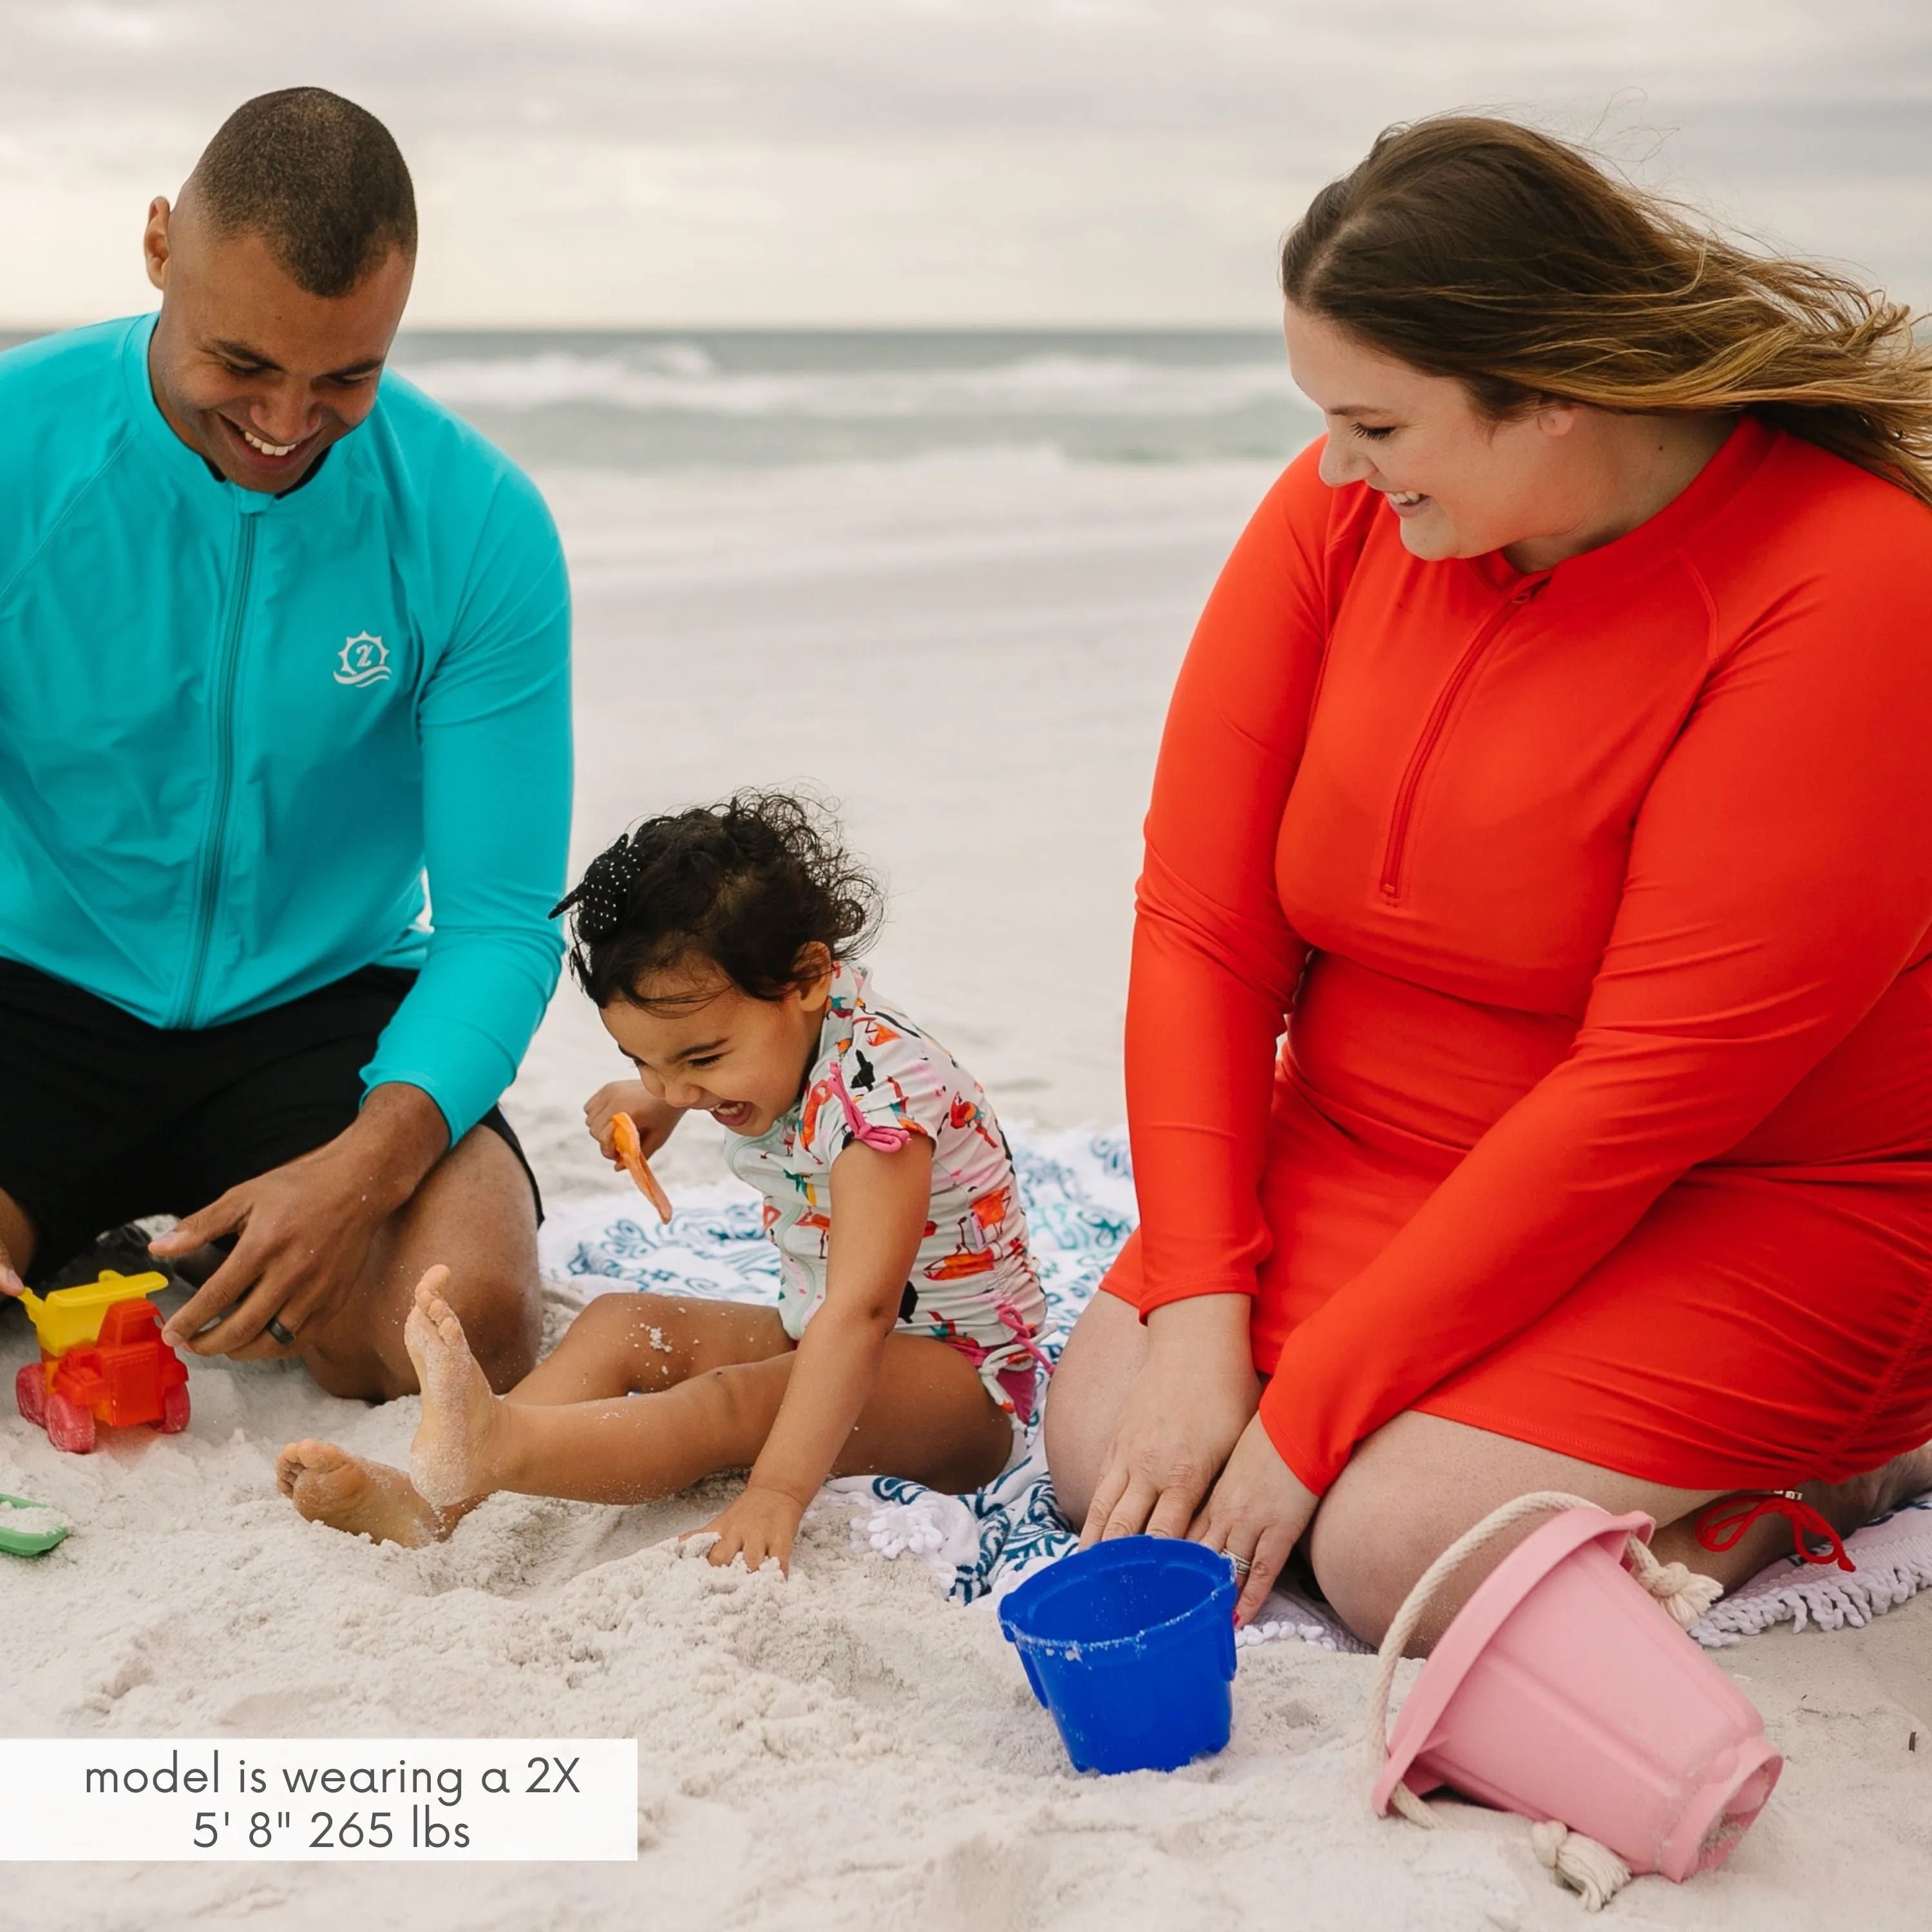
[14, 1362, 46, 1426]
[159, 1383, 191, 1434]
[46, 1391, 97, 1455]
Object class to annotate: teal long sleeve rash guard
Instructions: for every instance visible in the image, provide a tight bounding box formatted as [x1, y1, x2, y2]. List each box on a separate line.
[0, 316, 573, 1142]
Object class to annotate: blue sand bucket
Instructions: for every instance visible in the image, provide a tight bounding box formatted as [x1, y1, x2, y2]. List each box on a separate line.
[998, 1536, 1239, 1774]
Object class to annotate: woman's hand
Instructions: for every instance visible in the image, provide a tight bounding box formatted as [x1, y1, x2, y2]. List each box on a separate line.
[689, 1484, 806, 1575]
[583, 1081, 682, 1166]
[1079, 1293, 1259, 1546]
[1189, 1414, 1320, 1624]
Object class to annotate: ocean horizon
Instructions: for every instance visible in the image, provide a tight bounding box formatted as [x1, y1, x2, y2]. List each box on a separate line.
[1, 325, 1320, 473]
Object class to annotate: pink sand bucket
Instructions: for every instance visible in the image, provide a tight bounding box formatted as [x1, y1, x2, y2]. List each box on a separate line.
[1368, 1493, 1781, 1904]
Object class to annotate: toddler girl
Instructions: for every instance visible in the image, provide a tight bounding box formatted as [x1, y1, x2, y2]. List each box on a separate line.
[278, 792, 1048, 1572]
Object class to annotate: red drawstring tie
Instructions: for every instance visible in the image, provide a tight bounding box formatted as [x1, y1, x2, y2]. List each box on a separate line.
[1695, 1490, 1855, 1572]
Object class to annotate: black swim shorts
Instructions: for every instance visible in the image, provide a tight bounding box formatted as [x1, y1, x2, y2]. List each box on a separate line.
[0, 960, 540, 1285]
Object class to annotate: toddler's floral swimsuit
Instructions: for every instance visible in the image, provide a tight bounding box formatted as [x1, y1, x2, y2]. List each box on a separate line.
[728, 964, 1050, 1441]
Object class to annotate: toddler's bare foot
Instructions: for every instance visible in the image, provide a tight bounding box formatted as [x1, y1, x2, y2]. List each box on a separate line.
[276, 1439, 448, 1548]
[406, 1264, 512, 1509]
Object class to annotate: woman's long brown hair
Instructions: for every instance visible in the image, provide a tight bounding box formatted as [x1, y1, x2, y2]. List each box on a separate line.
[1282, 116, 1932, 507]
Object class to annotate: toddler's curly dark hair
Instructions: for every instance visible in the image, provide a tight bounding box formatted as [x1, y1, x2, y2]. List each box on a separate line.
[552, 791, 884, 1009]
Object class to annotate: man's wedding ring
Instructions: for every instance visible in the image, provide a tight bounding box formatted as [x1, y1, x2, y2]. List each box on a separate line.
[1227, 1551, 1253, 1577]
[266, 1316, 297, 1346]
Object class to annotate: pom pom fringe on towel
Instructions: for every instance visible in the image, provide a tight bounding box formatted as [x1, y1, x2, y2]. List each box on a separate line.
[538, 1127, 1932, 1648]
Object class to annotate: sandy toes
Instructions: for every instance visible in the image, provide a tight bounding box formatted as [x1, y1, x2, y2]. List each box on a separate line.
[275, 1439, 447, 1548]
[405, 1264, 510, 1510]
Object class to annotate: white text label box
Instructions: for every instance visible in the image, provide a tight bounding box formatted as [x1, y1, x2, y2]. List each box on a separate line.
[0, 1739, 638, 1861]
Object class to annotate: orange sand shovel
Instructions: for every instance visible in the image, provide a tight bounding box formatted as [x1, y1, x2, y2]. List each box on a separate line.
[612, 1111, 674, 1224]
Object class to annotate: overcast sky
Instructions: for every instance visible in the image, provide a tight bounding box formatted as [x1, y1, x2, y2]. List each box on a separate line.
[4, 0, 1929, 328]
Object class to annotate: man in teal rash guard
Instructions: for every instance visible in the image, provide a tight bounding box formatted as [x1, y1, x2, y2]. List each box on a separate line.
[0, 90, 571, 1399]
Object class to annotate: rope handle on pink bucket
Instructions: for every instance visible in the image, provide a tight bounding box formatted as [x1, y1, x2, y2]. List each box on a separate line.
[1365, 1490, 1726, 1913]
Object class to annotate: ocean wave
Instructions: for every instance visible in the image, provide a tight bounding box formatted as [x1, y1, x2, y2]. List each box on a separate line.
[392, 348, 1300, 420]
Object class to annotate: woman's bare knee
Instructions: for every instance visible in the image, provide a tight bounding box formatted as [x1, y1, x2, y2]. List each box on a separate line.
[1309, 1410, 1582, 1650]
[1308, 1412, 1708, 1652]
[1043, 1290, 1146, 1526]
[1307, 1463, 1442, 1649]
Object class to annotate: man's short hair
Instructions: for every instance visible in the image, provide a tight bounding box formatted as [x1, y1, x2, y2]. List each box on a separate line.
[191, 88, 417, 298]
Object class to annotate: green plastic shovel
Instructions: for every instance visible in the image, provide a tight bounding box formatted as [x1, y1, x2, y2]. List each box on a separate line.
[0, 1491, 71, 1557]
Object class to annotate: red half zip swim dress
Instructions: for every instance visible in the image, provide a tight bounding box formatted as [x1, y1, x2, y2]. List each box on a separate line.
[1103, 418, 1932, 1496]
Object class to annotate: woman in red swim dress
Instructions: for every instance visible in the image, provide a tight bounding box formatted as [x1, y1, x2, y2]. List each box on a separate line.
[1045, 116, 1932, 1645]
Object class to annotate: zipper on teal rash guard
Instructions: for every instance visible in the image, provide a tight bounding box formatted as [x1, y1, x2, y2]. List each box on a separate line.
[173, 513, 258, 1028]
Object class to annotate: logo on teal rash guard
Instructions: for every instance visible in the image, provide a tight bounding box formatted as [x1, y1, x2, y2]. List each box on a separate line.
[0, 312, 572, 1140]
[335, 632, 390, 687]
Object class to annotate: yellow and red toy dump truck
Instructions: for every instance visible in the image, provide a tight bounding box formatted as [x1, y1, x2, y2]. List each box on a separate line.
[13, 1269, 190, 1455]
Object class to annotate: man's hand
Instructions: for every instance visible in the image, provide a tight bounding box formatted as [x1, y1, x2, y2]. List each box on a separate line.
[1189, 1414, 1321, 1625]
[0, 1240, 21, 1298]
[153, 1083, 449, 1359]
[688, 1484, 806, 1574]
[1079, 1293, 1260, 1546]
[583, 1081, 682, 1167]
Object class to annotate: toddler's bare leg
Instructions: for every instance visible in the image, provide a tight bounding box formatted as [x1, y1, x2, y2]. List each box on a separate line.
[408, 1276, 1016, 1510]
[505, 1291, 793, 1406]
[277, 1278, 795, 1543]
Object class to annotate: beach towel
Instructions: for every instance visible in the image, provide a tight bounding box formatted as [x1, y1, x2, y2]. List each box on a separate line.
[538, 1126, 1932, 1652]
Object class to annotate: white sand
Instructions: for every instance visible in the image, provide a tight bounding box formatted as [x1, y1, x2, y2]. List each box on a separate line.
[5, 455, 1931, 1929]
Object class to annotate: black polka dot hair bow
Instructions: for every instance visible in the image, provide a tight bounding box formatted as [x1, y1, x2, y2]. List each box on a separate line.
[551, 833, 647, 942]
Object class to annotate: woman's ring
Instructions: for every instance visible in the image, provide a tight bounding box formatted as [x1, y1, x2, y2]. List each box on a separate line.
[1227, 1552, 1253, 1577]
[266, 1316, 297, 1347]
